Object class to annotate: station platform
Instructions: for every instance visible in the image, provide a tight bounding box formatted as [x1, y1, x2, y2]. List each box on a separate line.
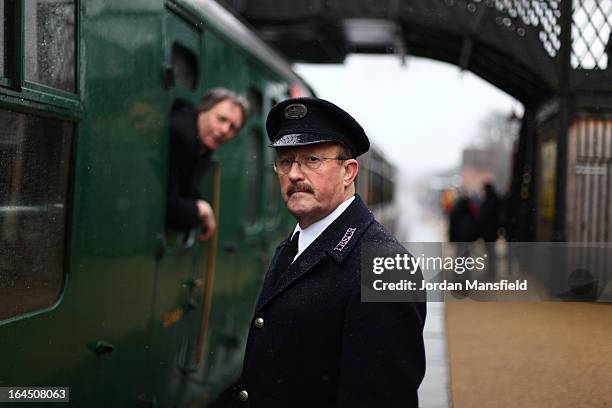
[446, 301, 612, 408]
[397, 189, 451, 408]
[400, 182, 612, 408]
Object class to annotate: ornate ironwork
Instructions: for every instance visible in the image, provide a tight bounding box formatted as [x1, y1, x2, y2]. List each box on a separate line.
[571, 0, 612, 69]
[457, 0, 562, 58]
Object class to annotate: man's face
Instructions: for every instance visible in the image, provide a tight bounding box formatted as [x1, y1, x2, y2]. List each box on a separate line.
[197, 100, 244, 150]
[276, 143, 358, 228]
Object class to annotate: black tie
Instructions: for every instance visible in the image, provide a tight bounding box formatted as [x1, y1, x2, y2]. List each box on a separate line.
[276, 231, 300, 274]
[269, 231, 300, 289]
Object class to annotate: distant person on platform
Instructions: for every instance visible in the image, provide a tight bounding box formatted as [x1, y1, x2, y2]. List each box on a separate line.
[449, 194, 478, 243]
[478, 183, 501, 242]
[166, 88, 249, 240]
[239, 97, 426, 407]
[478, 183, 501, 276]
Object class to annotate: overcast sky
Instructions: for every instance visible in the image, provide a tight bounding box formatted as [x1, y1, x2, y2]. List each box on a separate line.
[295, 55, 523, 178]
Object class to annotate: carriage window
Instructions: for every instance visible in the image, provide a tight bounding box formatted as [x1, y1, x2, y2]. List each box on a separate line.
[0, 0, 14, 81]
[248, 87, 262, 117]
[0, 1, 5, 77]
[266, 166, 279, 214]
[172, 43, 198, 90]
[245, 129, 263, 224]
[24, 0, 75, 92]
[0, 109, 73, 321]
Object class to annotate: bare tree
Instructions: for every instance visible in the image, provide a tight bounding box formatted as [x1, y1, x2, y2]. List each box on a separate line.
[469, 110, 520, 193]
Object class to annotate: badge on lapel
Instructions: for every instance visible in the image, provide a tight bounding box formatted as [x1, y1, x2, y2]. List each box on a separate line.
[334, 228, 357, 252]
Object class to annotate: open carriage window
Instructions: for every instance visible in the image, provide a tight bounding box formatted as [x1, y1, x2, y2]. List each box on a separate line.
[172, 42, 198, 90]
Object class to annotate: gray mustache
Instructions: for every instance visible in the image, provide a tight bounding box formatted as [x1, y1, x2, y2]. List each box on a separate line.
[288, 183, 314, 195]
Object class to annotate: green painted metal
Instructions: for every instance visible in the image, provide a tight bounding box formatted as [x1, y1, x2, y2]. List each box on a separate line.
[0, 91, 81, 120]
[0, 0, 304, 405]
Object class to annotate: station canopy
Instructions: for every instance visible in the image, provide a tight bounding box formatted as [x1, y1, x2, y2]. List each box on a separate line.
[219, 0, 612, 106]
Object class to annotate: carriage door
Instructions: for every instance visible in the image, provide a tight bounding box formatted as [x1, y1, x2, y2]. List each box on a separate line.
[148, 7, 209, 406]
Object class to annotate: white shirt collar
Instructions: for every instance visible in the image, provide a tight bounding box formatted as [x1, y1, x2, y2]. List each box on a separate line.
[290, 195, 355, 262]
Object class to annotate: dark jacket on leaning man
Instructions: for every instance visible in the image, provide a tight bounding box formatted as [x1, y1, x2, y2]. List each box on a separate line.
[166, 104, 211, 229]
[240, 195, 426, 407]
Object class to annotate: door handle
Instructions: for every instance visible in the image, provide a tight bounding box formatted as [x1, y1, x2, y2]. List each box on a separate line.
[156, 229, 198, 259]
[90, 340, 114, 355]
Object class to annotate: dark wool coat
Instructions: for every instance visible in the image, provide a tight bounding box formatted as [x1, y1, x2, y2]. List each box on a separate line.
[240, 195, 426, 408]
[165, 104, 212, 230]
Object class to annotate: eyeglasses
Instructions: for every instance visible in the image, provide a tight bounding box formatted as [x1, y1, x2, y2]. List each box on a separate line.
[273, 155, 347, 174]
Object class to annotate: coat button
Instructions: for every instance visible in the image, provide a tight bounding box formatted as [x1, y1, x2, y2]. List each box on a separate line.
[239, 390, 249, 402]
[254, 317, 264, 329]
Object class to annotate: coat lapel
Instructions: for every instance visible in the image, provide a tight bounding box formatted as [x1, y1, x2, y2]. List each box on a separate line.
[255, 239, 287, 311]
[255, 195, 375, 313]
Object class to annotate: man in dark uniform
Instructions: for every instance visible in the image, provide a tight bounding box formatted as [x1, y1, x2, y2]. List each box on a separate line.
[239, 97, 426, 407]
[166, 88, 249, 240]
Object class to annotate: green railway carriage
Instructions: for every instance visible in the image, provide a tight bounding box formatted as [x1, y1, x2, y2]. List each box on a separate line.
[0, 0, 312, 405]
[356, 144, 397, 233]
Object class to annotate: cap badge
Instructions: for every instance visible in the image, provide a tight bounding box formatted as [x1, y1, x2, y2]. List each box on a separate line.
[284, 103, 307, 120]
